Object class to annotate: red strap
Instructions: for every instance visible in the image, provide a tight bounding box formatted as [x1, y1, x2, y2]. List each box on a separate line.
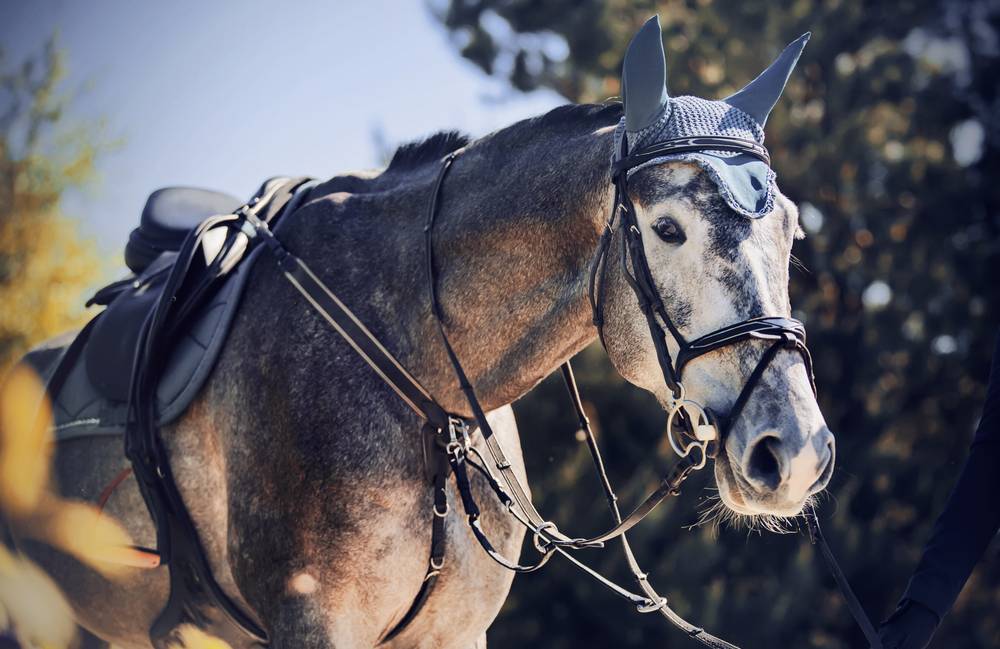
[95, 467, 161, 569]
[97, 467, 133, 513]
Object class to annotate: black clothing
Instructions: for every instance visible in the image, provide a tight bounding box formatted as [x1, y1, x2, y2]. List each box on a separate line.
[879, 330, 1000, 647]
[880, 600, 940, 649]
[901, 332, 1000, 617]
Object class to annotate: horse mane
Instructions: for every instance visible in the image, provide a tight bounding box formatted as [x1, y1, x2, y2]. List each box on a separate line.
[318, 102, 623, 198]
[386, 131, 471, 172]
[531, 102, 623, 131]
[383, 102, 623, 173]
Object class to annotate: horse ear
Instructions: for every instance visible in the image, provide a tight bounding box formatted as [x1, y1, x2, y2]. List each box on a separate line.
[725, 32, 810, 126]
[622, 16, 669, 133]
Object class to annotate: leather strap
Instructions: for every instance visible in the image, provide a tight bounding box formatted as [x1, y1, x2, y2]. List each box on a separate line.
[276, 256, 447, 428]
[242, 201, 452, 643]
[379, 423, 451, 643]
[421, 154, 726, 631]
[559, 363, 738, 649]
[806, 511, 883, 648]
[611, 136, 770, 178]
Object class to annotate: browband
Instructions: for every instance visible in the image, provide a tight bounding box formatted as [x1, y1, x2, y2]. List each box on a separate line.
[612, 135, 771, 178]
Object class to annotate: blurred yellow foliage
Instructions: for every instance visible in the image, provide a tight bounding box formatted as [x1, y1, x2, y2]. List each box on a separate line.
[0, 360, 136, 646]
[174, 625, 234, 649]
[0, 361, 138, 573]
[0, 40, 107, 369]
[0, 40, 125, 648]
[0, 211, 102, 368]
[0, 364, 52, 515]
[0, 544, 76, 649]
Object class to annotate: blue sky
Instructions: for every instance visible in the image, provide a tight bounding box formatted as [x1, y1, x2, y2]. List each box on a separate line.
[0, 0, 563, 250]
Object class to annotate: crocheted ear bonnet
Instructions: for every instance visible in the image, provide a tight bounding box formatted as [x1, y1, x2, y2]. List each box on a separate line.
[618, 16, 809, 218]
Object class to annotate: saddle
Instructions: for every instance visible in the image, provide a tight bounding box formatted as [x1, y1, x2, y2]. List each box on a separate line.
[26, 179, 311, 442]
[125, 187, 245, 274]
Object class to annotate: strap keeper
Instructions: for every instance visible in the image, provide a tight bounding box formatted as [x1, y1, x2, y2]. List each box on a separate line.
[636, 597, 668, 614]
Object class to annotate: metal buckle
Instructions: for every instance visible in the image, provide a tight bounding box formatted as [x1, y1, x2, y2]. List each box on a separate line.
[237, 214, 258, 239]
[445, 416, 470, 456]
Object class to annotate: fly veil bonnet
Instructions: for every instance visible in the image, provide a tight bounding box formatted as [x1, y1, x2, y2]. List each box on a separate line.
[615, 16, 809, 218]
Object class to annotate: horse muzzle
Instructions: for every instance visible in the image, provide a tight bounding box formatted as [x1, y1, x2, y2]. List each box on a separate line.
[715, 425, 835, 516]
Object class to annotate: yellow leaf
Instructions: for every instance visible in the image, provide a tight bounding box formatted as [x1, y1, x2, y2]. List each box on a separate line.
[26, 498, 136, 579]
[0, 363, 53, 515]
[175, 624, 234, 649]
[0, 545, 76, 649]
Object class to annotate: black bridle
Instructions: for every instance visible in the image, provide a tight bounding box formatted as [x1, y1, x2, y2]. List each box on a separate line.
[589, 133, 817, 464]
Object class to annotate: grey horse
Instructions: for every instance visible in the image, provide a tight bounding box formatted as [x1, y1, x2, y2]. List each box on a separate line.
[12, 26, 833, 649]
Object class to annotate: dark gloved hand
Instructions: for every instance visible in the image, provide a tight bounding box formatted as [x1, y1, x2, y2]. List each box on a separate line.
[877, 599, 940, 649]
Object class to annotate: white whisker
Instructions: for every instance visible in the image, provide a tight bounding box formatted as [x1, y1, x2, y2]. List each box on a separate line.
[687, 488, 809, 536]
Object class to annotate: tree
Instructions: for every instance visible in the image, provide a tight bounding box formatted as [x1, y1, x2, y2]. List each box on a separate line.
[438, 1, 1000, 647]
[0, 39, 105, 369]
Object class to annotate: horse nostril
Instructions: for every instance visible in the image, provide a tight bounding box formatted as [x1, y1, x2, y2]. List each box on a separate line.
[745, 436, 785, 491]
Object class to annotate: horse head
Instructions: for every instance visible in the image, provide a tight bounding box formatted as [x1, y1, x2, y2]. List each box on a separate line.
[599, 17, 832, 520]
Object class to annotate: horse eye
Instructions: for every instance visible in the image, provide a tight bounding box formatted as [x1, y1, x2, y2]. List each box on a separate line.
[653, 217, 685, 244]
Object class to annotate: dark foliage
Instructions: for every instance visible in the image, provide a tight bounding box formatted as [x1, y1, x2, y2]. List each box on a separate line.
[439, 1, 1000, 647]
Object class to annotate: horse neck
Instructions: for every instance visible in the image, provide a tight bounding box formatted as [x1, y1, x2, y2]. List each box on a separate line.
[415, 121, 618, 412]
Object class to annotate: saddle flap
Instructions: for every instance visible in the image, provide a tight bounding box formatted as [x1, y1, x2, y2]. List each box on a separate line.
[86, 256, 175, 402]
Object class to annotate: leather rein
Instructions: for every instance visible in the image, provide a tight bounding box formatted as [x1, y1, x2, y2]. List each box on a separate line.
[219, 135, 882, 646]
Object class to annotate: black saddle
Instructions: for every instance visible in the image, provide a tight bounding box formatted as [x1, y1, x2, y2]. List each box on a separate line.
[79, 179, 308, 405]
[125, 187, 243, 274]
